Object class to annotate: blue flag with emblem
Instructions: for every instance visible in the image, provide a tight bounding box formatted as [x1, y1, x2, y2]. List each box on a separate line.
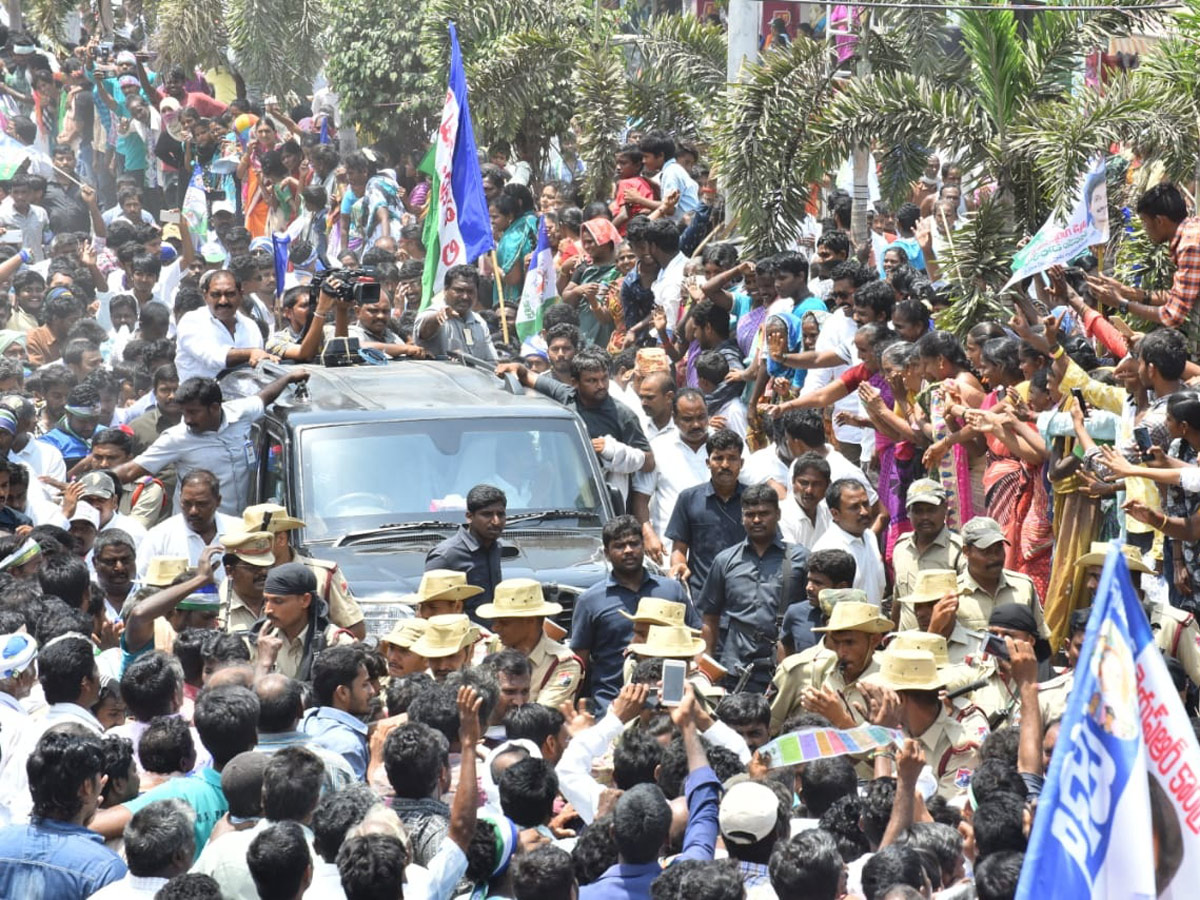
[271, 232, 290, 299]
[1016, 544, 1200, 899]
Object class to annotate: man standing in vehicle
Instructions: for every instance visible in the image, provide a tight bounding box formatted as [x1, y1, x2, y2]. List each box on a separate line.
[426, 484, 506, 624]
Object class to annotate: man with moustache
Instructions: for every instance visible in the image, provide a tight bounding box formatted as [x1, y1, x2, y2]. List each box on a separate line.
[813, 479, 886, 606]
[666, 429, 746, 596]
[175, 269, 273, 382]
[426, 484, 507, 624]
[697, 484, 808, 693]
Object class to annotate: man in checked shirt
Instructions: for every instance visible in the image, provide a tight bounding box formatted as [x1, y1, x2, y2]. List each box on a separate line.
[1086, 182, 1200, 331]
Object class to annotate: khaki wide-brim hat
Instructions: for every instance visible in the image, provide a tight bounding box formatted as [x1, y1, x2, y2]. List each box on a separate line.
[218, 530, 276, 567]
[629, 624, 707, 658]
[141, 556, 190, 588]
[242, 503, 306, 534]
[903, 569, 960, 606]
[380, 616, 430, 651]
[619, 597, 689, 627]
[874, 649, 947, 692]
[407, 569, 484, 604]
[1074, 540, 1154, 574]
[812, 600, 893, 634]
[886, 631, 950, 666]
[476, 578, 562, 619]
[410, 614, 481, 658]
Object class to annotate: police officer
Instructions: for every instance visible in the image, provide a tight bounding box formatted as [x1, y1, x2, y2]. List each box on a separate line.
[242, 503, 366, 640]
[477, 578, 583, 708]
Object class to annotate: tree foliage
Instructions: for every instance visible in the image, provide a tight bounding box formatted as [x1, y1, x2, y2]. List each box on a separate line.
[324, 0, 436, 150]
[226, 0, 327, 103]
[148, 0, 228, 73]
[626, 16, 727, 139]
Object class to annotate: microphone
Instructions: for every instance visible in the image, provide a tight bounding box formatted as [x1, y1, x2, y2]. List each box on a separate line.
[945, 678, 990, 700]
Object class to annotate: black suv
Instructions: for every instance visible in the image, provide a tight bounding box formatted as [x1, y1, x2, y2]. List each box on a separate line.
[220, 360, 613, 636]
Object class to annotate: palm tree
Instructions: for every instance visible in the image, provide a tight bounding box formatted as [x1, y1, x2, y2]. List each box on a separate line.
[625, 15, 727, 141]
[225, 0, 327, 103]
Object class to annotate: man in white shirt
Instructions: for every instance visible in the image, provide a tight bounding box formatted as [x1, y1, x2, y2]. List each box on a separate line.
[0, 632, 37, 827]
[115, 369, 308, 516]
[813, 478, 886, 605]
[134, 470, 239, 582]
[0, 175, 50, 261]
[88, 798, 194, 899]
[635, 370, 677, 441]
[648, 219, 687, 328]
[175, 269, 272, 382]
[780, 452, 832, 547]
[630, 389, 710, 561]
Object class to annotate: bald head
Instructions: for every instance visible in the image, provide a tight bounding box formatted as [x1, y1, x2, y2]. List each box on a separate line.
[207, 664, 256, 690]
[256, 673, 304, 733]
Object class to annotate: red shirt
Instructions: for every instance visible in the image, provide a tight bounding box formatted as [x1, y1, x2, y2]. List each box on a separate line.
[839, 362, 870, 390]
[158, 88, 227, 118]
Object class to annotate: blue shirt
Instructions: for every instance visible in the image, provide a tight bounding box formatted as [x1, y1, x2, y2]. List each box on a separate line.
[426, 525, 503, 623]
[780, 602, 827, 655]
[664, 481, 746, 595]
[0, 817, 127, 899]
[301, 706, 369, 779]
[39, 427, 90, 468]
[579, 766, 720, 900]
[569, 570, 697, 707]
[658, 159, 699, 220]
[887, 236, 926, 272]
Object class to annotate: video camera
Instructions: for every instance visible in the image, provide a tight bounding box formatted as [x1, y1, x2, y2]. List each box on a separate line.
[309, 268, 382, 306]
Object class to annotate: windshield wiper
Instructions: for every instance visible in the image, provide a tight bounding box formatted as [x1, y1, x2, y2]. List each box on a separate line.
[334, 521, 456, 547]
[505, 509, 602, 525]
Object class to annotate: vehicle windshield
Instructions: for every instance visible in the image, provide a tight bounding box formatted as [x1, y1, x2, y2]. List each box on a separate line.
[298, 418, 605, 541]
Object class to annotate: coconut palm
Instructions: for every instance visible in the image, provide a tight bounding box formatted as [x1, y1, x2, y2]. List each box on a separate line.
[148, 0, 228, 74]
[626, 15, 727, 141]
[225, 0, 327, 104]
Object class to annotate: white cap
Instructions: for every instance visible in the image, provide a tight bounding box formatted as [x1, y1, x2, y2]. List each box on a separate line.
[69, 501, 100, 530]
[212, 200, 236, 216]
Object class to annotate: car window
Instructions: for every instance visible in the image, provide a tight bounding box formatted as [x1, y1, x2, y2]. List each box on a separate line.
[298, 418, 604, 540]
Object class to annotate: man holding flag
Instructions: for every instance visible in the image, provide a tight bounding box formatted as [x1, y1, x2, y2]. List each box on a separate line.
[1017, 543, 1200, 899]
[419, 23, 495, 311]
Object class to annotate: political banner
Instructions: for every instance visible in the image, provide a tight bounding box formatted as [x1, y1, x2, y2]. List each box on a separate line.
[1005, 156, 1109, 289]
[515, 216, 556, 342]
[759, 724, 903, 767]
[1017, 544, 1200, 899]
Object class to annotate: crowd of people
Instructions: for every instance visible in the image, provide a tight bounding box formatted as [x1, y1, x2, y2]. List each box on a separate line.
[1, 17, 1199, 900]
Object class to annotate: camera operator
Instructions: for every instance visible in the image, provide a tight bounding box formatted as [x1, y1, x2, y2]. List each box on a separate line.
[268, 284, 337, 363]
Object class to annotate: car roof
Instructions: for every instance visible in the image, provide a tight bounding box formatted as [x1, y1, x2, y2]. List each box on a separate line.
[224, 360, 578, 424]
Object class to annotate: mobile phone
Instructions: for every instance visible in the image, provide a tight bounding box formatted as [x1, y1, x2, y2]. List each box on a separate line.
[661, 659, 687, 707]
[981, 632, 1011, 661]
[97, 41, 113, 60]
[1134, 426, 1153, 460]
[997, 386, 1008, 402]
[160, 209, 180, 224]
[1071, 387, 1089, 418]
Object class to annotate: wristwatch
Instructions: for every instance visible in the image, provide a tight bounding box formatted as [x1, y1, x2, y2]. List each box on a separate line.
[1119, 299, 1130, 314]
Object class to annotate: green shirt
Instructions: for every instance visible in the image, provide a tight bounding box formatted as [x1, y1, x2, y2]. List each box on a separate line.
[123, 766, 227, 857]
[571, 262, 618, 347]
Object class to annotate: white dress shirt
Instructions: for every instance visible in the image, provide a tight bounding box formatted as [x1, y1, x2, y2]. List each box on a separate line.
[812, 522, 887, 605]
[652, 252, 687, 328]
[632, 430, 709, 538]
[137, 512, 240, 582]
[4, 702, 104, 824]
[87, 874, 168, 899]
[133, 396, 265, 515]
[801, 308, 864, 447]
[780, 498, 832, 548]
[174, 306, 264, 383]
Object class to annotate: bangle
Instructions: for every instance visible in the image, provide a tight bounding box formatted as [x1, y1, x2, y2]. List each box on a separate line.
[1120, 299, 1130, 314]
[1050, 345, 1064, 360]
[1161, 511, 1169, 530]
[311, 311, 327, 319]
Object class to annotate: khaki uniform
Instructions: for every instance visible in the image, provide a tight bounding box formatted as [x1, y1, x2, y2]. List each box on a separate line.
[291, 550, 365, 631]
[915, 710, 985, 800]
[769, 643, 834, 734]
[1037, 669, 1074, 725]
[967, 658, 1023, 729]
[120, 478, 169, 530]
[895, 529, 966, 630]
[956, 570, 1048, 640]
[1151, 603, 1200, 686]
[219, 581, 262, 634]
[259, 623, 358, 679]
[528, 633, 584, 708]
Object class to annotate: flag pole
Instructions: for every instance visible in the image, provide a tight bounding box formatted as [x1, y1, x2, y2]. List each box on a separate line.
[492, 249, 509, 345]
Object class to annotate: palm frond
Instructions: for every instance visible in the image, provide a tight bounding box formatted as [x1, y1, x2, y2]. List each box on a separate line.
[24, 0, 77, 51]
[573, 43, 627, 202]
[627, 15, 727, 139]
[226, 0, 327, 101]
[955, 9, 1029, 143]
[868, 6, 968, 85]
[150, 0, 228, 73]
[934, 193, 1022, 338]
[712, 39, 837, 254]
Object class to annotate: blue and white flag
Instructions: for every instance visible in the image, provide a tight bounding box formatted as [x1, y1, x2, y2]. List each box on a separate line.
[1017, 545, 1200, 900]
[421, 22, 494, 306]
[181, 163, 208, 245]
[515, 216, 556, 341]
[271, 232, 290, 298]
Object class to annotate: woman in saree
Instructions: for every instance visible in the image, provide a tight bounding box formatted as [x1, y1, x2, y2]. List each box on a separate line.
[342, 154, 409, 253]
[915, 330, 987, 529]
[237, 116, 282, 238]
[490, 193, 536, 308]
[563, 217, 622, 348]
[960, 337, 1054, 598]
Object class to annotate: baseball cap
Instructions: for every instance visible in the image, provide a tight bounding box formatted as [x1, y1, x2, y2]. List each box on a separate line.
[69, 502, 100, 530]
[212, 200, 236, 216]
[905, 478, 947, 508]
[718, 781, 780, 845]
[78, 470, 116, 501]
[961, 516, 1008, 548]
